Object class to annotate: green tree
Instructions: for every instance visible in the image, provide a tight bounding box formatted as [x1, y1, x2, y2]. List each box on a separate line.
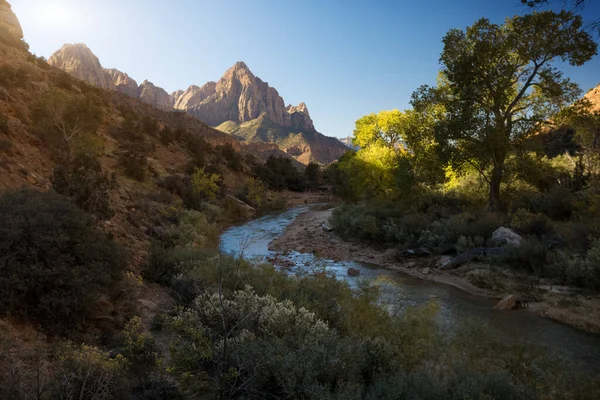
[192, 167, 220, 200]
[522, 0, 599, 33]
[31, 88, 104, 155]
[412, 11, 597, 211]
[304, 162, 321, 190]
[353, 109, 407, 148]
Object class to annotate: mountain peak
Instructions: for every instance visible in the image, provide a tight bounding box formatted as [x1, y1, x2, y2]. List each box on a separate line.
[233, 61, 249, 70]
[0, 1, 23, 39]
[48, 43, 115, 90]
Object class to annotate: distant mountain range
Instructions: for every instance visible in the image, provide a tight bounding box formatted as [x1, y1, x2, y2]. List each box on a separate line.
[48, 44, 348, 164]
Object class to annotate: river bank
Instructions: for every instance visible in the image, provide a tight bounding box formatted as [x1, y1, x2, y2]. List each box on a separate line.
[268, 206, 600, 334]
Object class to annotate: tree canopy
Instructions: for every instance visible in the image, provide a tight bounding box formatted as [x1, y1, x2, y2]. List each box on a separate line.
[412, 10, 597, 211]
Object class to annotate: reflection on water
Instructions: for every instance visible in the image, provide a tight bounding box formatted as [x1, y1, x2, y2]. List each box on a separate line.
[220, 205, 600, 372]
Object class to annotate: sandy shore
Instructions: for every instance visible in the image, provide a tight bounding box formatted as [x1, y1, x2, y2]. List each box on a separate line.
[269, 207, 500, 298]
[268, 206, 600, 333]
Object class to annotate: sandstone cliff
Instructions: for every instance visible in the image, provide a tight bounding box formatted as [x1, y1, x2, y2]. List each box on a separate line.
[0, 1, 22, 39]
[584, 83, 600, 112]
[106, 68, 139, 98]
[139, 80, 172, 111]
[179, 62, 348, 164]
[48, 43, 115, 90]
[48, 44, 173, 111]
[48, 43, 349, 164]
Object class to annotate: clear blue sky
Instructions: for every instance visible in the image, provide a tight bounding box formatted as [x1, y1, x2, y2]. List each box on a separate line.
[12, 0, 600, 138]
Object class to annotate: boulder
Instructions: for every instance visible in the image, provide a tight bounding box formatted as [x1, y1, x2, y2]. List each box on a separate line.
[321, 221, 334, 232]
[224, 195, 256, 220]
[494, 294, 521, 310]
[420, 268, 431, 275]
[491, 227, 522, 247]
[347, 267, 360, 277]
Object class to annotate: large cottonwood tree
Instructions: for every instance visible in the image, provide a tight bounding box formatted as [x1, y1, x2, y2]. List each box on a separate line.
[412, 11, 597, 211]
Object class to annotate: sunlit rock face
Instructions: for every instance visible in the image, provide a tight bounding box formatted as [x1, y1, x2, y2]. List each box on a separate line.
[106, 68, 140, 98]
[0, 1, 23, 39]
[48, 43, 116, 90]
[584, 83, 600, 112]
[139, 80, 173, 111]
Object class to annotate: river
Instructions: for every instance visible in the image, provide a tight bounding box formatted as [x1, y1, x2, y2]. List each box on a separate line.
[220, 205, 600, 372]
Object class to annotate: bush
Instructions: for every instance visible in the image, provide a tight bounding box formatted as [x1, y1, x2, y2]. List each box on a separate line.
[254, 155, 307, 191]
[216, 142, 243, 171]
[564, 239, 600, 290]
[0, 137, 11, 153]
[118, 143, 149, 181]
[0, 114, 8, 134]
[52, 153, 117, 220]
[493, 237, 548, 274]
[0, 189, 126, 335]
[508, 209, 551, 237]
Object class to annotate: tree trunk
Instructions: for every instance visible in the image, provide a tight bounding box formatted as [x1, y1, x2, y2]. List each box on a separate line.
[488, 163, 503, 212]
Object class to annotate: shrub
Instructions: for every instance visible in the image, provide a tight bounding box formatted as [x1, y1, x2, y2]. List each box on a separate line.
[191, 167, 220, 201]
[118, 143, 149, 181]
[0, 189, 127, 335]
[494, 237, 547, 274]
[508, 209, 551, 237]
[0, 137, 11, 153]
[564, 239, 600, 290]
[254, 155, 307, 191]
[0, 114, 8, 134]
[216, 142, 243, 171]
[55, 343, 127, 399]
[52, 153, 118, 220]
[31, 88, 105, 156]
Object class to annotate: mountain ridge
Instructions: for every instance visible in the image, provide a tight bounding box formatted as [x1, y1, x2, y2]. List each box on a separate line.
[47, 43, 348, 164]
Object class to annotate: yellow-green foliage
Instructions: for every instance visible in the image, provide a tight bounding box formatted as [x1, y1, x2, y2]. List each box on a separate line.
[191, 167, 219, 200]
[245, 177, 267, 208]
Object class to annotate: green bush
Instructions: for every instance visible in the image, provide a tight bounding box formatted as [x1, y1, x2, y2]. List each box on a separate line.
[0, 189, 126, 335]
[52, 153, 118, 220]
[508, 209, 551, 237]
[564, 239, 600, 290]
[494, 237, 548, 274]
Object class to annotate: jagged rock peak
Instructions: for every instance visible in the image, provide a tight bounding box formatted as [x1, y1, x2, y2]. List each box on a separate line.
[105, 68, 139, 98]
[174, 81, 217, 110]
[287, 102, 315, 132]
[139, 80, 172, 111]
[0, 1, 23, 39]
[48, 43, 115, 90]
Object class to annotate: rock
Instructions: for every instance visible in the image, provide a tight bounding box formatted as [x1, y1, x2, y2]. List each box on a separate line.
[105, 68, 139, 98]
[139, 80, 173, 111]
[173, 82, 217, 110]
[420, 268, 431, 275]
[286, 102, 315, 132]
[493, 294, 525, 310]
[347, 267, 360, 277]
[224, 194, 256, 219]
[47, 44, 349, 164]
[321, 221, 334, 232]
[48, 44, 116, 90]
[48, 45, 174, 111]
[491, 227, 522, 247]
[0, 1, 23, 39]
[398, 247, 431, 258]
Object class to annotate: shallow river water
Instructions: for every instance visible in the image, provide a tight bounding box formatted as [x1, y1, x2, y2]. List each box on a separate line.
[220, 205, 600, 372]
